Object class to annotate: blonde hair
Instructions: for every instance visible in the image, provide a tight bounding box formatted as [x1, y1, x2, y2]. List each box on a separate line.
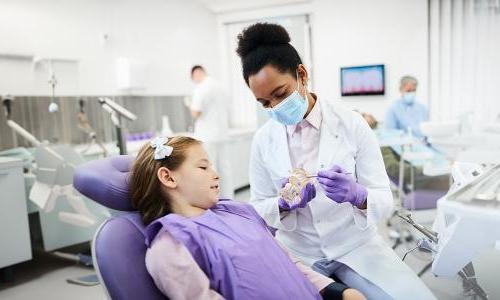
[129, 136, 201, 225]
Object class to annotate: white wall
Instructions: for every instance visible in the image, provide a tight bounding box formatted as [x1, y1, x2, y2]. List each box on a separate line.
[311, 0, 428, 121]
[1, 0, 428, 114]
[0, 0, 219, 96]
[217, 0, 429, 122]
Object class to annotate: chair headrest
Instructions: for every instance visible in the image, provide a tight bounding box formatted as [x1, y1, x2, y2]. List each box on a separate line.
[74, 155, 136, 211]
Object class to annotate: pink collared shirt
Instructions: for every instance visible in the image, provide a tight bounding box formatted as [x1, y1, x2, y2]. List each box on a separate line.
[286, 95, 322, 172]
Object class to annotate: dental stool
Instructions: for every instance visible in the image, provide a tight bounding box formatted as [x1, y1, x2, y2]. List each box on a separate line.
[73, 155, 166, 300]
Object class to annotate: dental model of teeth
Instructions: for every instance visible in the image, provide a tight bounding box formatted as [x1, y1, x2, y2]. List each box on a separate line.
[279, 168, 315, 206]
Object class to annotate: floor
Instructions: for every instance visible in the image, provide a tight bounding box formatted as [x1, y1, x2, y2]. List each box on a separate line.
[1, 187, 499, 300]
[0, 249, 102, 300]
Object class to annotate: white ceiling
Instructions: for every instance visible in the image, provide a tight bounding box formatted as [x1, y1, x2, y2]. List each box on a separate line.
[196, 0, 311, 14]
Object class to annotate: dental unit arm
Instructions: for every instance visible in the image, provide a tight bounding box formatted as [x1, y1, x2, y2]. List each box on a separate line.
[397, 209, 489, 300]
[397, 211, 438, 243]
[395, 164, 500, 300]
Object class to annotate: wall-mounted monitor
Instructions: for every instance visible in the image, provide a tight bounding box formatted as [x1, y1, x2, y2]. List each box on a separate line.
[340, 64, 385, 96]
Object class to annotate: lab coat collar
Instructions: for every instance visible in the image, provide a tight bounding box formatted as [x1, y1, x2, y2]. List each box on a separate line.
[317, 97, 344, 170]
[316, 97, 342, 140]
[269, 123, 293, 178]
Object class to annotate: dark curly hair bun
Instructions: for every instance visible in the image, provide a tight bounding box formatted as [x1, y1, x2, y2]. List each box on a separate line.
[236, 23, 291, 58]
[236, 23, 302, 85]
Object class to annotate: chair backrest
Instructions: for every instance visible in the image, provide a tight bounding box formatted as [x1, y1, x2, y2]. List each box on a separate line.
[92, 213, 165, 300]
[74, 155, 166, 300]
[402, 189, 447, 210]
[389, 176, 446, 210]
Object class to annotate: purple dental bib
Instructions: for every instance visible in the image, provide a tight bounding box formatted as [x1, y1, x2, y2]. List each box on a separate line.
[146, 200, 321, 300]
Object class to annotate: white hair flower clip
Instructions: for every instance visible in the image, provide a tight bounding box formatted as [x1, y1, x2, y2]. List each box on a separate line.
[150, 137, 173, 160]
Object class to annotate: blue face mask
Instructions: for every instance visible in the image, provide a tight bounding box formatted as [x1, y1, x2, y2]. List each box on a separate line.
[402, 92, 416, 104]
[267, 72, 308, 125]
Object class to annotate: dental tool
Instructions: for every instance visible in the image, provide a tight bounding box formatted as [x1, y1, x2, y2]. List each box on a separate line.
[306, 172, 352, 178]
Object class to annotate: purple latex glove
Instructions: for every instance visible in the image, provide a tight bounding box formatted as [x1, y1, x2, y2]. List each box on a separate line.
[278, 178, 316, 211]
[317, 165, 368, 208]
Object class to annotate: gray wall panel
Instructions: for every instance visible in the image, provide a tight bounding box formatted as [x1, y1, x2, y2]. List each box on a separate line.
[0, 96, 191, 150]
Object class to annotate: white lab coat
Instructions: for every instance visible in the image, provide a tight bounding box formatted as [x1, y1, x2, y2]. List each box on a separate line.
[191, 77, 233, 199]
[191, 77, 229, 142]
[249, 98, 436, 299]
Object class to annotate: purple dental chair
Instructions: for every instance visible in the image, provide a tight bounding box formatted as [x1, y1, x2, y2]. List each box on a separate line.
[388, 174, 448, 210]
[73, 155, 166, 300]
[401, 189, 447, 210]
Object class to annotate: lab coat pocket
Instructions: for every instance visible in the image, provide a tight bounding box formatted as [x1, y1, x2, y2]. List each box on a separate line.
[324, 200, 353, 223]
[342, 153, 356, 171]
[352, 207, 370, 230]
[335, 151, 371, 230]
[323, 196, 369, 230]
[322, 156, 360, 188]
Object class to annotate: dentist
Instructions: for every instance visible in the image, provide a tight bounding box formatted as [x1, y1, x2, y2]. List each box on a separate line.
[238, 23, 436, 300]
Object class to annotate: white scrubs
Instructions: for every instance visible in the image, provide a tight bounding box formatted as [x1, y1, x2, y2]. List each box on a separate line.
[191, 77, 233, 199]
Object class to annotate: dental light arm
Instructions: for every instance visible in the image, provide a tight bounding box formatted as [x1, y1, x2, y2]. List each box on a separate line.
[98, 97, 137, 122]
[97, 97, 137, 155]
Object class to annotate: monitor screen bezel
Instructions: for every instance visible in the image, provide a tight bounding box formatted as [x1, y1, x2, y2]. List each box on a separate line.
[340, 64, 385, 96]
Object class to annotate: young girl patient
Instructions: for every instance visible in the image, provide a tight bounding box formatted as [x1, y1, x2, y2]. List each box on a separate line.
[129, 136, 365, 300]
